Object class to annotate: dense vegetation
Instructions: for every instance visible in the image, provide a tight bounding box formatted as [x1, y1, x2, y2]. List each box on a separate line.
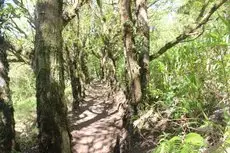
[0, 0, 229, 152]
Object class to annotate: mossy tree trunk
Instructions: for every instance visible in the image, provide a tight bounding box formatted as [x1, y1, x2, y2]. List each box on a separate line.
[102, 35, 117, 85]
[34, 0, 71, 152]
[66, 46, 81, 109]
[0, 33, 16, 153]
[79, 41, 89, 98]
[120, 0, 142, 104]
[0, 1, 16, 152]
[80, 50, 90, 84]
[136, 0, 149, 96]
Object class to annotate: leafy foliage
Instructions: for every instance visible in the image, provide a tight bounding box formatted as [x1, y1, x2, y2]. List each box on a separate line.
[9, 63, 37, 151]
[154, 133, 205, 153]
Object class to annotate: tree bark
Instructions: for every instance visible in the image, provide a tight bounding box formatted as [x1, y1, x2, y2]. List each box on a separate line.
[80, 50, 90, 84]
[66, 46, 81, 109]
[0, 1, 16, 152]
[100, 47, 106, 80]
[34, 0, 71, 152]
[120, 0, 142, 104]
[79, 49, 89, 98]
[136, 0, 149, 96]
[0, 34, 16, 153]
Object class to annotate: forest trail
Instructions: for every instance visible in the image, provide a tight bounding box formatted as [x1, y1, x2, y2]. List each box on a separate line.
[68, 81, 128, 153]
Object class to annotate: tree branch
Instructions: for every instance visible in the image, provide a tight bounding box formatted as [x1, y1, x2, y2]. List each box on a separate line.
[62, 0, 86, 27]
[4, 41, 30, 64]
[10, 18, 28, 38]
[149, 0, 227, 61]
[13, 0, 35, 29]
[196, 0, 210, 21]
[7, 58, 25, 63]
[182, 26, 205, 43]
[148, 0, 160, 9]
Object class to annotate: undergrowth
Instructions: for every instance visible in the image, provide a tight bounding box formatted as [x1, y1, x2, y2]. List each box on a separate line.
[9, 63, 37, 152]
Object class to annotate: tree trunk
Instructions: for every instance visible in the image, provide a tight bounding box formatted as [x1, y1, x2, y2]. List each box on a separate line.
[34, 0, 71, 152]
[0, 34, 16, 153]
[79, 49, 89, 98]
[80, 50, 90, 84]
[119, 1, 142, 151]
[66, 46, 81, 109]
[103, 36, 118, 86]
[100, 48, 106, 80]
[120, 0, 142, 104]
[136, 0, 149, 96]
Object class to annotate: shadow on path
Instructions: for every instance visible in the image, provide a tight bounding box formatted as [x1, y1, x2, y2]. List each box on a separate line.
[68, 82, 127, 153]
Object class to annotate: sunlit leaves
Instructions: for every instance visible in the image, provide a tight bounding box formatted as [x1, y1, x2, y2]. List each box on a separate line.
[184, 133, 205, 146]
[154, 133, 205, 153]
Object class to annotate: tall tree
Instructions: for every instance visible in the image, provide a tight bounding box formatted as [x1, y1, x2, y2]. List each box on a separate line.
[0, 1, 16, 152]
[66, 45, 81, 109]
[136, 0, 149, 96]
[120, 0, 142, 104]
[0, 33, 16, 153]
[34, 0, 71, 152]
[0, 3, 16, 153]
[120, 0, 227, 106]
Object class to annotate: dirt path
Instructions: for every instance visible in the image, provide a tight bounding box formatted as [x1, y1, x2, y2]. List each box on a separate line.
[68, 81, 127, 153]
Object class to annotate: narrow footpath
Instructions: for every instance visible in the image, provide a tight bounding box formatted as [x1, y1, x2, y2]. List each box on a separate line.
[69, 81, 128, 153]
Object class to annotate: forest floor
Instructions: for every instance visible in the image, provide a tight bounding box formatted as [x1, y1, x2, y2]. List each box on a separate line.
[68, 81, 128, 153]
[16, 80, 154, 153]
